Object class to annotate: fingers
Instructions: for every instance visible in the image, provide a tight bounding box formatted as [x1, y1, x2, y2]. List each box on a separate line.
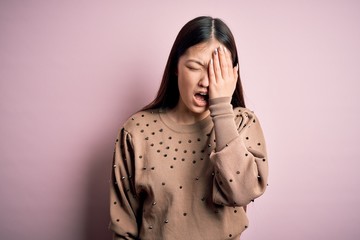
[212, 48, 222, 83]
[212, 46, 235, 81]
[225, 47, 235, 77]
[218, 46, 229, 79]
[208, 58, 216, 83]
[208, 46, 238, 99]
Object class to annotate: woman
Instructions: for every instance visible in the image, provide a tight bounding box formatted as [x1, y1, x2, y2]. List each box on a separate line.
[110, 16, 268, 240]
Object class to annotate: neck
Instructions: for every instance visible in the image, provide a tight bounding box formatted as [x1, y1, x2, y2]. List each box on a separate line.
[167, 104, 210, 125]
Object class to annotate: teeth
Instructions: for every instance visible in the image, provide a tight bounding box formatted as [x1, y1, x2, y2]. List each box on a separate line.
[199, 93, 207, 96]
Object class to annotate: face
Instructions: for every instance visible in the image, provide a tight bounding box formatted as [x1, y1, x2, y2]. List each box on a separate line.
[176, 39, 222, 118]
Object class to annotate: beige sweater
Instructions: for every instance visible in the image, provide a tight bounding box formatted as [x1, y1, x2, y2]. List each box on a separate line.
[109, 97, 268, 240]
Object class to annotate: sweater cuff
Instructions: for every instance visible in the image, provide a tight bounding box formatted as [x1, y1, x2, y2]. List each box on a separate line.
[209, 97, 239, 151]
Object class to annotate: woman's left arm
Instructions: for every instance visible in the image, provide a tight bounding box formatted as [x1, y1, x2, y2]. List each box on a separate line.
[209, 98, 269, 207]
[208, 45, 268, 207]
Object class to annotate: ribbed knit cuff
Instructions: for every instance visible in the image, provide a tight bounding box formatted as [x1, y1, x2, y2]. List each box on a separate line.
[209, 97, 239, 151]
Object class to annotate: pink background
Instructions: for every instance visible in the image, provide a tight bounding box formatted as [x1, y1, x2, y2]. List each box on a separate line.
[1, 0, 360, 239]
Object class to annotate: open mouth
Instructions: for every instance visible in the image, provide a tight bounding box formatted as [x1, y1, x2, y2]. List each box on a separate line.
[194, 92, 209, 102]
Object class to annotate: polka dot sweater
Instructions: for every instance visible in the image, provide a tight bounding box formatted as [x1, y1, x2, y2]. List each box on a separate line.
[110, 97, 268, 240]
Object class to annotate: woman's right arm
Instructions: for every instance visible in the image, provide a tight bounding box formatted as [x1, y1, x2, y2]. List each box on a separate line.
[109, 128, 140, 240]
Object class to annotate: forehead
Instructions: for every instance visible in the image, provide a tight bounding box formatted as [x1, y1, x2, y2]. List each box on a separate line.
[183, 39, 222, 60]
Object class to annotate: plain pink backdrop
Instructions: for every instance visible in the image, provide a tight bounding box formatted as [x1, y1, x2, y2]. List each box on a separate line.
[1, 0, 360, 239]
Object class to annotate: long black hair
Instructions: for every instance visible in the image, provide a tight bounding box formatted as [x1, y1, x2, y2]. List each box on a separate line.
[142, 16, 245, 110]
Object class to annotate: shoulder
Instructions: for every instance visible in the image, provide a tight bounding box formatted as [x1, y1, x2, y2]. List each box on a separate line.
[233, 107, 257, 119]
[233, 107, 261, 128]
[122, 109, 163, 134]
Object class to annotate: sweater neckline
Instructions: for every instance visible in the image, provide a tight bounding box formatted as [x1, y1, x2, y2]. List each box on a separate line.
[159, 109, 213, 133]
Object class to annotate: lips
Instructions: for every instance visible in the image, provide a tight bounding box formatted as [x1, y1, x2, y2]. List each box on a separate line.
[194, 91, 209, 107]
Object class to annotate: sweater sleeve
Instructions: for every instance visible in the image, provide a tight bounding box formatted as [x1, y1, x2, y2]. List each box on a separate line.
[209, 98, 269, 207]
[109, 128, 140, 240]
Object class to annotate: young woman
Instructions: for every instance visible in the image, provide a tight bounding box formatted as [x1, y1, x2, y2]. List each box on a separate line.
[109, 16, 268, 240]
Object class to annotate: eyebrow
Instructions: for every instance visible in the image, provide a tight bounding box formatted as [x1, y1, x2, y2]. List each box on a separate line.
[185, 59, 207, 67]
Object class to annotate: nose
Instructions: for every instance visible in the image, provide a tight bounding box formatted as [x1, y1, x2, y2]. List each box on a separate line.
[199, 73, 209, 88]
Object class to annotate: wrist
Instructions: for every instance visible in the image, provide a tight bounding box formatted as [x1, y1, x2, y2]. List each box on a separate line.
[209, 97, 233, 117]
[209, 97, 232, 106]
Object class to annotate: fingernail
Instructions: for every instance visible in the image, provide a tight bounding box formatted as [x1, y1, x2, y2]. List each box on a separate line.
[214, 48, 218, 55]
[224, 47, 227, 53]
